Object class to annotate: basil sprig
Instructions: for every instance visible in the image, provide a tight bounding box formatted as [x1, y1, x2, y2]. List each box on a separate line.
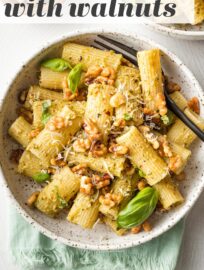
[41, 100, 51, 125]
[161, 110, 175, 126]
[117, 187, 159, 229]
[33, 172, 50, 183]
[67, 63, 83, 93]
[41, 58, 72, 72]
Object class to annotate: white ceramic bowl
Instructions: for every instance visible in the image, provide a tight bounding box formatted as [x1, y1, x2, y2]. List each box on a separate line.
[146, 22, 204, 40]
[0, 29, 204, 250]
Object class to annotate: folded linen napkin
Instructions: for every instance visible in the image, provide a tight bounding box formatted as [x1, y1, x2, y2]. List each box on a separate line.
[10, 208, 184, 270]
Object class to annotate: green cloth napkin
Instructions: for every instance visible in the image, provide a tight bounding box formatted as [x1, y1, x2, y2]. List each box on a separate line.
[10, 208, 184, 270]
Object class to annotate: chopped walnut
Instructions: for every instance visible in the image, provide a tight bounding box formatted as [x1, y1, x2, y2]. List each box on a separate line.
[47, 167, 56, 174]
[142, 221, 152, 232]
[188, 97, 200, 115]
[71, 164, 88, 175]
[91, 142, 107, 157]
[168, 154, 182, 173]
[73, 138, 91, 153]
[156, 93, 167, 116]
[158, 135, 173, 158]
[113, 119, 126, 128]
[110, 92, 126, 108]
[83, 118, 102, 141]
[92, 174, 111, 189]
[80, 176, 94, 195]
[85, 65, 116, 86]
[50, 158, 66, 167]
[29, 128, 41, 139]
[62, 79, 78, 101]
[167, 81, 181, 93]
[139, 125, 160, 150]
[137, 179, 147, 191]
[47, 116, 70, 131]
[109, 143, 129, 156]
[85, 66, 103, 79]
[99, 193, 122, 208]
[131, 225, 142, 234]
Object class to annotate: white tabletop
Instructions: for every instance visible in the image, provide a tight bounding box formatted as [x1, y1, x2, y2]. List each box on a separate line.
[0, 24, 204, 270]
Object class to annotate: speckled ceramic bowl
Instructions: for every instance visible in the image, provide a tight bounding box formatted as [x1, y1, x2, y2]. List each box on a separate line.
[0, 29, 204, 250]
[146, 22, 204, 40]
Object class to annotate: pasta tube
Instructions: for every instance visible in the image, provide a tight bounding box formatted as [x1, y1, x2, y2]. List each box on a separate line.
[154, 177, 184, 210]
[170, 91, 187, 111]
[137, 49, 167, 116]
[85, 83, 114, 142]
[167, 108, 204, 147]
[24, 86, 63, 110]
[35, 166, 80, 216]
[117, 126, 169, 185]
[114, 66, 143, 126]
[26, 105, 84, 168]
[62, 43, 122, 71]
[66, 152, 125, 177]
[8, 116, 32, 148]
[102, 216, 126, 236]
[67, 192, 100, 229]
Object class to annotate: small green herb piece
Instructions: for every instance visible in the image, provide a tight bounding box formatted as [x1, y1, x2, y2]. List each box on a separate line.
[41, 58, 72, 72]
[41, 100, 52, 125]
[161, 110, 175, 126]
[138, 169, 145, 178]
[68, 63, 83, 93]
[56, 192, 68, 209]
[33, 172, 50, 183]
[117, 187, 159, 229]
[124, 113, 133, 121]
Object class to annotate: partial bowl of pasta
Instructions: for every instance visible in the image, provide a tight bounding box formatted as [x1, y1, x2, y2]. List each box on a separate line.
[0, 29, 204, 250]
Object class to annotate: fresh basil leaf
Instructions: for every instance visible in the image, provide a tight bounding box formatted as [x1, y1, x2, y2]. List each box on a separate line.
[124, 113, 133, 121]
[33, 172, 50, 183]
[41, 58, 72, 72]
[117, 187, 159, 229]
[161, 110, 175, 126]
[68, 63, 83, 93]
[138, 169, 145, 178]
[41, 100, 51, 125]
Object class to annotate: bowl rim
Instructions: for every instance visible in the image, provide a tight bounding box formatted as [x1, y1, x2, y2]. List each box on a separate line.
[1, 27, 204, 250]
[145, 21, 204, 40]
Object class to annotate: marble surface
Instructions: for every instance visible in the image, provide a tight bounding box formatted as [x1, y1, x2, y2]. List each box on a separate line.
[0, 24, 204, 270]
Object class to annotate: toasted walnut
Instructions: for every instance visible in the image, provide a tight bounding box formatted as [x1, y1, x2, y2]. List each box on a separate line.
[62, 79, 78, 101]
[137, 179, 147, 191]
[139, 125, 160, 150]
[84, 118, 102, 141]
[158, 135, 173, 158]
[50, 158, 66, 167]
[71, 164, 88, 175]
[47, 116, 70, 131]
[168, 154, 182, 173]
[99, 193, 122, 208]
[143, 107, 154, 115]
[131, 225, 142, 234]
[167, 81, 181, 93]
[113, 119, 126, 128]
[156, 93, 167, 116]
[95, 76, 114, 86]
[110, 92, 126, 108]
[91, 142, 107, 157]
[101, 67, 116, 80]
[73, 138, 91, 153]
[80, 176, 94, 195]
[109, 143, 129, 156]
[47, 167, 56, 174]
[92, 174, 111, 189]
[142, 221, 152, 232]
[85, 65, 103, 79]
[188, 97, 200, 115]
[27, 191, 40, 207]
[29, 128, 41, 139]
